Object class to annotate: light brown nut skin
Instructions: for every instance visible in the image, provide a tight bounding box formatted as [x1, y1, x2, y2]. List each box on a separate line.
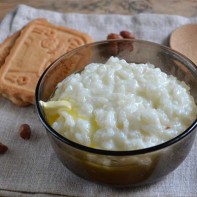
[107, 33, 123, 40]
[120, 31, 135, 39]
[106, 31, 135, 56]
[19, 124, 31, 140]
[0, 142, 8, 154]
[108, 42, 119, 56]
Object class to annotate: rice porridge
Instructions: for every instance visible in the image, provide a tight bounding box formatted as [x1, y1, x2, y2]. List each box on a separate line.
[40, 57, 197, 151]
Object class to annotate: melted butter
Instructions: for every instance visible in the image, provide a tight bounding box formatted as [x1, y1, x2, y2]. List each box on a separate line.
[40, 100, 72, 124]
[89, 116, 100, 148]
[40, 100, 100, 147]
[46, 114, 59, 125]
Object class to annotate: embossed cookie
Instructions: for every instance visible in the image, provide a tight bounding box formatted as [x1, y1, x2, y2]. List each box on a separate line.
[0, 19, 47, 70]
[0, 31, 20, 68]
[0, 19, 93, 106]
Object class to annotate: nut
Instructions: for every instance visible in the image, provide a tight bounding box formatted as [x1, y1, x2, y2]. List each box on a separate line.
[19, 124, 31, 140]
[108, 42, 119, 56]
[120, 31, 135, 39]
[106, 31, 135, 56]
[118, 41, 134, 53]
[107, 33, 123, 40]
[0, 142, 8, 154]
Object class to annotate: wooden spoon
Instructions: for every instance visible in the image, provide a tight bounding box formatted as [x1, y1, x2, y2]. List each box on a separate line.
[169, 24, 197, 66]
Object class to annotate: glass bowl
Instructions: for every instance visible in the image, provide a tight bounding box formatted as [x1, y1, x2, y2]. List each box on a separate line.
[35, 39, 197, 187]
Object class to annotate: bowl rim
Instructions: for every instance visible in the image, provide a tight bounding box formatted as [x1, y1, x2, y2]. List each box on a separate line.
[35, 39, 197, 156]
